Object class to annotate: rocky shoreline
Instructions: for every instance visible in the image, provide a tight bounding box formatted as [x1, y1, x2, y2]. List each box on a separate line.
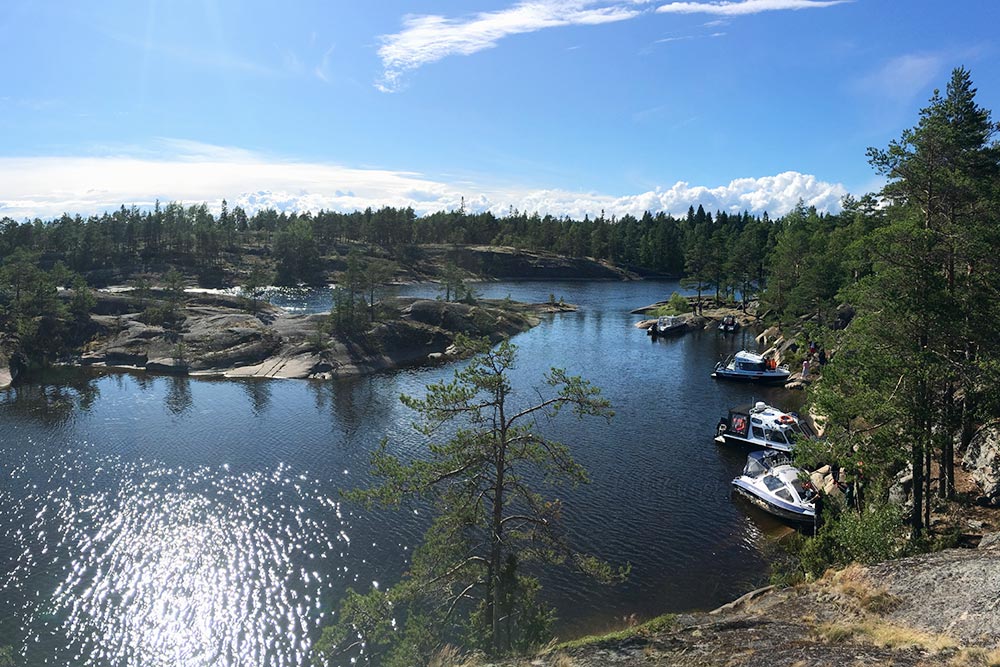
[485, 535, 1000, 667]
[64, 290, 575, 382]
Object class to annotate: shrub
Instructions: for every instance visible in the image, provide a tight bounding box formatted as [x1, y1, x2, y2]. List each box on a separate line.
[776, 500, 908, 583]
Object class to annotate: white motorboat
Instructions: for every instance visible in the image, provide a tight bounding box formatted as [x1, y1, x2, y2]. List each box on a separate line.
[715, 401, 814, 453]
[712, 350, 790, 384]
[732, 450, 816, 524]
[718, 314, 739, 332]
[648, 315, 686, 337]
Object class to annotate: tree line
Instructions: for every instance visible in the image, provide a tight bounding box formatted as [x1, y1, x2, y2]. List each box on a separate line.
[763, 68, 1000, 573]
[1, 197, 780, 287]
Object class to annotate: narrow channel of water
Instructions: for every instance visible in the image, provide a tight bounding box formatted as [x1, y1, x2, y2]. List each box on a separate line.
[0, 280, 800, 666]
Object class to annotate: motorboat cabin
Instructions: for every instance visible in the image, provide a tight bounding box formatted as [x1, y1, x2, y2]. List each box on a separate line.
[715, 401, 814, 453]
[732, 450, 816, 524]
[712, 350, 790, 384]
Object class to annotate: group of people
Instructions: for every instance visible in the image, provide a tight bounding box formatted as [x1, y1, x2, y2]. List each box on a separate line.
[801, 340, 828, 379]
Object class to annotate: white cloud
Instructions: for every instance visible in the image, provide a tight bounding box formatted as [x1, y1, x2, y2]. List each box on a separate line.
[377, 1, 647, 92]
[656, 0, 850, 15]
[0, 143, 848, 222]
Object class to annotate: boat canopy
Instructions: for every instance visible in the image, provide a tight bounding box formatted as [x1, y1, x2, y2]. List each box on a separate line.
[742, 450, 792, 477]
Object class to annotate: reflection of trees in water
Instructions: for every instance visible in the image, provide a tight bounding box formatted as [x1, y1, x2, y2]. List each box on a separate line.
[240, 379, 272, 416]
[3, 369, 101, 425]
[165, 376, 192, 415]
[307, 376, 396, 443]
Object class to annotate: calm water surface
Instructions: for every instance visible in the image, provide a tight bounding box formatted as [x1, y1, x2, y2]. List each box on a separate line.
[0, 280, 798, 666]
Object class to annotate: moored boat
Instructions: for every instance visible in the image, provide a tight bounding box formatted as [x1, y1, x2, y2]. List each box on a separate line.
[648, 315, 686, 337]
[731, 450, 816, 524]
[712, 350, 790, 383]
[715, 401, 814, 453]
[718, 314, 739, 332]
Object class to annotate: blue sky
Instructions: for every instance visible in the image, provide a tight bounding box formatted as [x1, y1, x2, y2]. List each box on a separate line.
[1, 0, 998, 220]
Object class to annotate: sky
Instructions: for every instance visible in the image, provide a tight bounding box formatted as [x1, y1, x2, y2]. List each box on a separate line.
[1, 0, 998, 221]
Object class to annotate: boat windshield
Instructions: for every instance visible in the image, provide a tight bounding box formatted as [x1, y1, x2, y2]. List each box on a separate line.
[743, 457, 768, 477]
[737, 361, 766, 372]
[763, 475, 785, 492]
[790, 478, 812, 501]
[765, 429, 788, 445]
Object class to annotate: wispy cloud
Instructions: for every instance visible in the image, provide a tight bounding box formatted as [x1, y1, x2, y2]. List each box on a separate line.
[376, 0, 849, 91]
[655, 35, 696, 43]
[377, 1, 647, 92]
[853, 53, 945, 102]
[656, 0, 851, 16]
[314, 45, 336, 83]
[0, 142, 848, 221]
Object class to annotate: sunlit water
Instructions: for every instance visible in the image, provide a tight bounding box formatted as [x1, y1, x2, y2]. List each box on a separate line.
[1, 280, 799, 665]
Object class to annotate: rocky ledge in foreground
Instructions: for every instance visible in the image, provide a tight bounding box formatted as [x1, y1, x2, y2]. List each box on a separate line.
[79, 291, 575, 381]
[509, 536, 1000, 667]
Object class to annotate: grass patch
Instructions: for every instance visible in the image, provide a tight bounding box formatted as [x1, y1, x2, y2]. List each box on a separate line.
[816, 619, 958, 652]
[822, 564, 901, 615]
[551, 613, 678, 651]
[950, 647, 1000, 667]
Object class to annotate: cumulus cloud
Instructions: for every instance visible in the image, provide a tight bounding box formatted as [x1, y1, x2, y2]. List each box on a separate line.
[655, 0, 850, 15]
[377, 1, 646, 91]
[0, 143, 847, 221]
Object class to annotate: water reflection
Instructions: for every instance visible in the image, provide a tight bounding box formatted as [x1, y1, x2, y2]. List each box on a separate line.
[4, 451, 345, 667]
[165, 376, 193, 416]
[2, 371, 101, 424]
[241, 379, 273, 416]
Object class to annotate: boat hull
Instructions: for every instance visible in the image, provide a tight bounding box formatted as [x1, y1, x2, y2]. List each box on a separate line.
[715, 433, 792, 453]
[712, 369, 790, 384]
[732, 481, 815, 524]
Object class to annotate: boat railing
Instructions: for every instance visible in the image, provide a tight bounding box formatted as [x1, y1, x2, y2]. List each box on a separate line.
[761, 453, 794, 469]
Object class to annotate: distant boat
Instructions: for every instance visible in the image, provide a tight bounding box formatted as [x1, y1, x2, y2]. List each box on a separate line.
[712, 350, 790, 384]
[732, 450, 816, 524]
[718, 314, 739, 333]
[648, 315, 686, 337]
[715, 401, 815, 453]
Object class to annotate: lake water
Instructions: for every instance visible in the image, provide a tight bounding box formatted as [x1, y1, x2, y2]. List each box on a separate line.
[0, 280, 800, 666]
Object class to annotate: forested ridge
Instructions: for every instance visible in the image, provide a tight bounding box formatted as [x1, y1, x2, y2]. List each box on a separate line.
[0, 197, 778, 287]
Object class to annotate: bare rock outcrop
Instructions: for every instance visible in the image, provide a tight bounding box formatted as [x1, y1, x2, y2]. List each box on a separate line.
[964, 422, 1000, 506]
[79, 292, 560, 382]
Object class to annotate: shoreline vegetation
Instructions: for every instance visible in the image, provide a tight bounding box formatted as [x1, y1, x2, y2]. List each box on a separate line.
[1, 67, 999, 665]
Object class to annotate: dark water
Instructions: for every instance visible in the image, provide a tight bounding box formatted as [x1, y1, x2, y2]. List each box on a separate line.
[0, 280, 799, 666]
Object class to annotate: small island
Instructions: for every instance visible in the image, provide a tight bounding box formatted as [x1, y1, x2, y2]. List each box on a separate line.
[76, 288, 575, 381]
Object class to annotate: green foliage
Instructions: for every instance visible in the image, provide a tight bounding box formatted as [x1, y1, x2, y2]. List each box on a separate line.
[438, 261, 468, 303]
[0, 248, 94, 363]
[777, 501, 908, 582]
[241, 265, 273, 314]
[0, 645, 14, 667]
[320, 337, 625, 665]
[667, 291, 692, 313]
[274, 217, 322, 285]
[803, 67, 1000, 540]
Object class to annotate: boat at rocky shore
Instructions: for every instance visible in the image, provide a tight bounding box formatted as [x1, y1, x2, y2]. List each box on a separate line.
[715, 401, 814, 453]
[712, 350, 790, 384]
[731, 450, 816, 524]
[647, 315, 686, 337]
